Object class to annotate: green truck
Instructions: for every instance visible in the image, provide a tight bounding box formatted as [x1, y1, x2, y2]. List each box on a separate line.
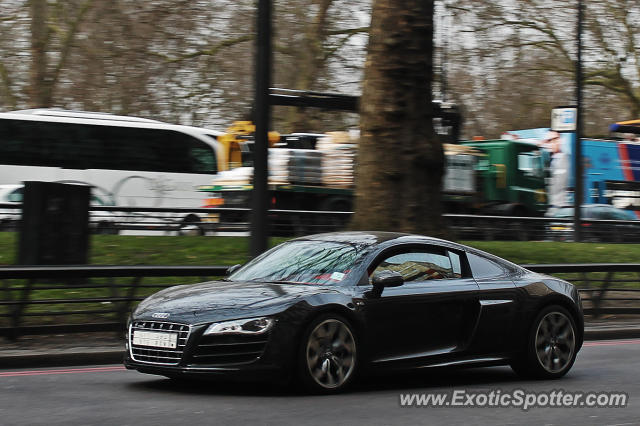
[460, 139, 547, 216]
[200, 139, 548, 232]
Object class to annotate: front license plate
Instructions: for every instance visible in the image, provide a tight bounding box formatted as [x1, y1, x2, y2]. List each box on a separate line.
[132, 330, 178, 349]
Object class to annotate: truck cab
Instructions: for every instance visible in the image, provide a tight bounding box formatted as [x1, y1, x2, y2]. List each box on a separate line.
[462, 140, 547, 216]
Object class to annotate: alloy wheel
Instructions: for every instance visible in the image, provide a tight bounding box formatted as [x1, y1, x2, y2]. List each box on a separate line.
[534, 311, 576, 373]
[305, 319, 356, 389]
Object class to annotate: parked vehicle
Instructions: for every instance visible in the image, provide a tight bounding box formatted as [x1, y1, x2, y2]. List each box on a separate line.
[200, 137, 548, 234]
[546, 204, 639, 242]
[125, 231, 583, 393]
[0, 185, 119, 234]
[0, 183, 120, 234]
[0, 184, 23, 230]
[508, 126, 640, 219]
[0, 109, 224, 234]
[576, 138, 640, 215]
[460, 139, 547, 216]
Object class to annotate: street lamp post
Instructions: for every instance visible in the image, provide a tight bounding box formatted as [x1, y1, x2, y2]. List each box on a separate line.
[250, 0, 271, 258]
[573, 0, 584, 242]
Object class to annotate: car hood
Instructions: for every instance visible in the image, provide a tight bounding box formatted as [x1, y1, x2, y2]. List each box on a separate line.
[133, 280, 344, 324]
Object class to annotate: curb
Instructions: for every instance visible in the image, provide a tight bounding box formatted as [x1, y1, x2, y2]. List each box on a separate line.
[584, 327, 640, 341]
[1, 328, 639, 370]
[0, 350, 123, 369]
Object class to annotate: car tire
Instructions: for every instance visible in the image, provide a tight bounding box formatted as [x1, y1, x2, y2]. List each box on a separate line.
[297, 314, 358, 394]
[178, 215, 205, 236]
[510, 305, 578, 379]
[96, 221, 118, 235]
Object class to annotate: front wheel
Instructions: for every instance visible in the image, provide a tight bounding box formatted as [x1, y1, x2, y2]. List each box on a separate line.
[177, 215, 205, 236]
[511, 305, 578, 379]
[297, 315, 358, 393]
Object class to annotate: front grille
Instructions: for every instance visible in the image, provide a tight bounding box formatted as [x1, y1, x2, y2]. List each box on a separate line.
[189, 334, 268, 366]
[130, 321, 190, 365]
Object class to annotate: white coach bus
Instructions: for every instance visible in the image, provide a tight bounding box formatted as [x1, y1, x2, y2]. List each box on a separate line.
[0, 109, 224, 234]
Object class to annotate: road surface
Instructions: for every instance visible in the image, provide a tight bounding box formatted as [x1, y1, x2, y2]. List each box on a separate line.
[1, 340, 639, 426]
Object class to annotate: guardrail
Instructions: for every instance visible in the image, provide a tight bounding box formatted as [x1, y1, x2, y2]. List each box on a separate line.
[3, 203, 640, 241]
[526, 263, 640, 318]
[1, 263, 639, 340]
[0, 266, 229, 340]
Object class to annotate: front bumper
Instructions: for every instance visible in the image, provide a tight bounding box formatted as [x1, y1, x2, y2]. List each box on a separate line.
[124, 319, 295, 383]
[124, 357, 284, 382]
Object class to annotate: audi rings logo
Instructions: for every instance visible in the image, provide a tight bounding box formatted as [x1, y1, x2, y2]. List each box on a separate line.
[151, 312, 170, 319]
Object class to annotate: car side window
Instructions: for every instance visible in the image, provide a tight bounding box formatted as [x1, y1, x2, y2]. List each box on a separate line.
[7, 188, 23, 203]
[372, 248, 460, 282]
[467, 252, 505, 279]
[449, 251, 462, 276]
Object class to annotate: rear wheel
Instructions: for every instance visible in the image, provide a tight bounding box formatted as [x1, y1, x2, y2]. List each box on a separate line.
[177, 215, 205, 236]
[95, 221, 118, 235]
[511, 305, 578, 379]
[298, 315, 358, 393]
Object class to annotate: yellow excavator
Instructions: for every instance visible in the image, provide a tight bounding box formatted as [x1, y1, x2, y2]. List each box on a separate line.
[216, 121, 280, 171]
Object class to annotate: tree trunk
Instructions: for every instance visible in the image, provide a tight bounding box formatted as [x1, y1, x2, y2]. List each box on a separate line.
[29, 0, 51, 108]
[351, 0, 445, 236]
[285, 0, 334, 132]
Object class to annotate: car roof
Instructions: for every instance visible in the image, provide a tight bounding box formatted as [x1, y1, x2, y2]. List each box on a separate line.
[553, 204, 636, 218]
[291, 231, 453, 247]
[290, 231, 525, 273]
[9, 108, 163, 123]
[0, 110, 224, 136]
[557, 204, 623, 209]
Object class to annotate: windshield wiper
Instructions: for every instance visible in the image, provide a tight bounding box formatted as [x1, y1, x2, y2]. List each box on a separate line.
[247, 279, 291, 284]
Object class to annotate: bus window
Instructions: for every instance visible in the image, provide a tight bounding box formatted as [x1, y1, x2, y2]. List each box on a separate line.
[188, 141, 217, 174]
[0, 120, 43, 166]
[0, 116, 217, 175]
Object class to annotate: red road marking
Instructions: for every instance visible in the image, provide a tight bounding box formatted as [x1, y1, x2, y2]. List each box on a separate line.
[0, 366, 126, 378]
[584, 339, 640, 347]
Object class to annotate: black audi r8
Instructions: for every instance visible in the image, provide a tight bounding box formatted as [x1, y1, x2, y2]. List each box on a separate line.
[124, 232, 584, 392]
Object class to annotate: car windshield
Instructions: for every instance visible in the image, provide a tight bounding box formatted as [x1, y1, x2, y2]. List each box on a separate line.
[605, 208, 636, 220]
[553, 207, 575, 218]
[228, 240, 364, 285]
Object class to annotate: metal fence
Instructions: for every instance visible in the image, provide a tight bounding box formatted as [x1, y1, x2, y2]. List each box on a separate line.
[1, 263, 639, 340]
[524, 263, 640, 317]
[4, 202, 640, 241]
[0, 266, 228, 339]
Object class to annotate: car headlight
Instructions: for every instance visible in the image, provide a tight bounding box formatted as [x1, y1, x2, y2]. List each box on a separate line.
[204, 317, 274, 336]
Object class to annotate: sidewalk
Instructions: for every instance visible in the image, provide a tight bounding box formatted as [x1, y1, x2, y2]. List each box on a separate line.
[1, 319, 640, 370]
[0, 332, 123, 369]
[583, 317, 640, 340]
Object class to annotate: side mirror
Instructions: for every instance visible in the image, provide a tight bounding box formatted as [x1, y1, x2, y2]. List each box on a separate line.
[371, 270, 404, 289]
[226, 264, 242, 276]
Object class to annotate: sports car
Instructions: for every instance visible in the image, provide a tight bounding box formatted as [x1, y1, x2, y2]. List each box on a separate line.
[124, 232, 584, 392]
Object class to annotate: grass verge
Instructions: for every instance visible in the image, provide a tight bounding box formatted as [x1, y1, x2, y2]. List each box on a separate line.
[2, 233, 639, 266]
